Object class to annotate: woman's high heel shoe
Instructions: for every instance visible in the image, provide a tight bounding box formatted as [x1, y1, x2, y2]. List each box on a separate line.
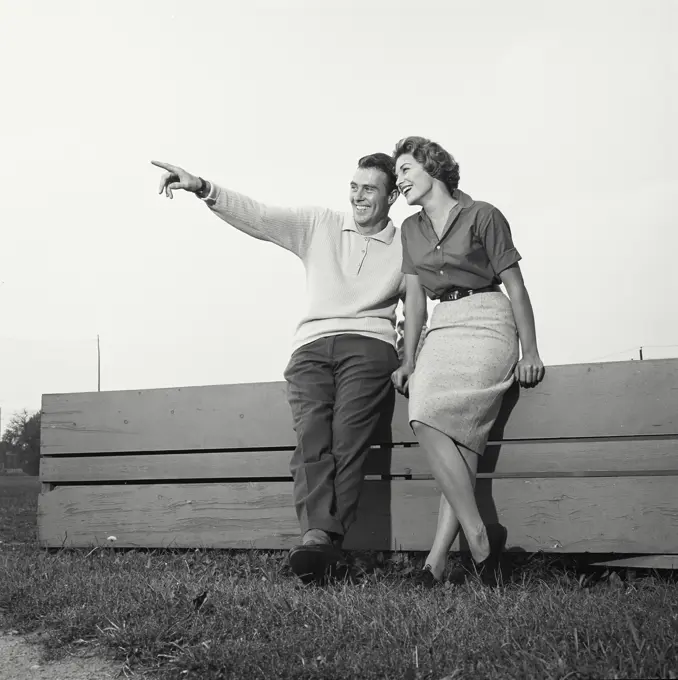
[473, 524, 508, 587]
[411, 564, 442, 589]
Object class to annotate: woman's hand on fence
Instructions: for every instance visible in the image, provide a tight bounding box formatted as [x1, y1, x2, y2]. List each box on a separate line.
[151, 160, 202, 198]
[515, 353, 545, 388]
[392, 363, 414, 396]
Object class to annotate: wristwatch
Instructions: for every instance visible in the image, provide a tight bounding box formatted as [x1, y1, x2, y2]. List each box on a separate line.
[196, 177, 210, 199]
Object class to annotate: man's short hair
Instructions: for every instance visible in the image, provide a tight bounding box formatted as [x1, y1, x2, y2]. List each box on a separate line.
[392, 136, 460, 194]
[357, 152, 397, 195]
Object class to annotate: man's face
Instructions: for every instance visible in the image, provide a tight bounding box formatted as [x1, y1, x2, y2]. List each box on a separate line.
[349, 167, 396, 229]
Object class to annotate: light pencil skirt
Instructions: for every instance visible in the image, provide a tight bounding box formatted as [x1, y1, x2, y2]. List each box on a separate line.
[408, 291, 519, 455]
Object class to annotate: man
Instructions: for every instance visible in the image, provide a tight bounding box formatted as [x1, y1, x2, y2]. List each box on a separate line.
[152, 154, 405, 583]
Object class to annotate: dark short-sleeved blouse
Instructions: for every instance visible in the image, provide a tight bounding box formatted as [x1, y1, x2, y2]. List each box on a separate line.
[401, 189, 521, 299]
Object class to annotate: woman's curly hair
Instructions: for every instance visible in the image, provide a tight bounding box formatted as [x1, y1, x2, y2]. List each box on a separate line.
[392, 136, 460, 194]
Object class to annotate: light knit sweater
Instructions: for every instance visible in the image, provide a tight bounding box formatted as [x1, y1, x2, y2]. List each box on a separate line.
[202, 183, 406, 353]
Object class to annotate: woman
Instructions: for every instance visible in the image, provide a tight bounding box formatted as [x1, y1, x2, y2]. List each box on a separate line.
[391, 136, 545, 587]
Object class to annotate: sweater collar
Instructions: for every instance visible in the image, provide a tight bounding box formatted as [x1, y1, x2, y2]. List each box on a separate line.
[343, 215, 396, 244]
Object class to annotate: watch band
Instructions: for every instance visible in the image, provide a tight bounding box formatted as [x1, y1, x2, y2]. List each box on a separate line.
[196, 177, 209, 199]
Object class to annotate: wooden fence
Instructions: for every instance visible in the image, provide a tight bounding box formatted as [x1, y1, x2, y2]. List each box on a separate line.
[37, 359, 678, 561]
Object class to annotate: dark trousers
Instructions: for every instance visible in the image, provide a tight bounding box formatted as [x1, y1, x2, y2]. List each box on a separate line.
[284, 334, 399, 538]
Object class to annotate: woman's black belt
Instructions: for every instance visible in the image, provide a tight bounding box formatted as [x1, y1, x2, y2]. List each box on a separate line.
[438, 284, 499, 302]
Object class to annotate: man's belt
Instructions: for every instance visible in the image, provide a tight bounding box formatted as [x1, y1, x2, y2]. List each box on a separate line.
[439, 284, 499, 302]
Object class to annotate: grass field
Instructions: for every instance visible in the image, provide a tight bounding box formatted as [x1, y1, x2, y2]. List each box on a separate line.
[1, 475, 677, 679]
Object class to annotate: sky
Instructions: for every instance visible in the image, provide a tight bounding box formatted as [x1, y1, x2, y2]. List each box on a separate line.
[0, 0, 676, 432]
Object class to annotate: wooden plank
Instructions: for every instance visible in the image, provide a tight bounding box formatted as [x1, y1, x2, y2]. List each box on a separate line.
[590, 555, 678, 570]
[490, 358, 678, 441]
[40, 359, 678, 455]
[41, 381, 297, 455]
[39, 438, 678, 483]
[37, 476, 678, 552]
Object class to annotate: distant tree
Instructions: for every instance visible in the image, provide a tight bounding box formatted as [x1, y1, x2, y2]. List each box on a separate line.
[1, 409, 41, 475]
[0, 440, 9, 470]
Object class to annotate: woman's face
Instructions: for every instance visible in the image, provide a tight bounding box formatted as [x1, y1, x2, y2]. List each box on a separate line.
[395, 153, 433, 206]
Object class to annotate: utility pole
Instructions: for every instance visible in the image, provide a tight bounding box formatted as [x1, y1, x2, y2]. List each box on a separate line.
[97, 335, 101, 391]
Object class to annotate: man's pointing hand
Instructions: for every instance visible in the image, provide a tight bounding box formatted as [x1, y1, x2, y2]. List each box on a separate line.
[151, 160, 202, 199]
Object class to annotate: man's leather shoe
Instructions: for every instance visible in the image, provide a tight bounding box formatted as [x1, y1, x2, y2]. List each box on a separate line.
[288, 543, 343, 584]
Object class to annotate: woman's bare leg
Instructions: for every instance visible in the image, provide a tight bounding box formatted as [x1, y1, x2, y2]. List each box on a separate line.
[424, 496, 459, 580]
[413, 421, 490, 564]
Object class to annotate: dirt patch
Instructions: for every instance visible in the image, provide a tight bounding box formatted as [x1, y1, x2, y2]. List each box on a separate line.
[0, 631, 124, 680]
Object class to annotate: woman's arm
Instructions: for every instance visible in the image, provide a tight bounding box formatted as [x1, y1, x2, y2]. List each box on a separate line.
[402, 274, 428, 368]
[499, 263, 545, 387]
[392, 274, 427, 394]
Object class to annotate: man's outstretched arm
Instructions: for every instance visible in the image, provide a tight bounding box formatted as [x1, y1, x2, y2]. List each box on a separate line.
[151, 160, 322, 258]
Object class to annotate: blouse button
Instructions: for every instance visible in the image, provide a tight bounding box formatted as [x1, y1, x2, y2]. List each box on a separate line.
[436, 246, 441, 250]
[439, 270, 444, 275]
